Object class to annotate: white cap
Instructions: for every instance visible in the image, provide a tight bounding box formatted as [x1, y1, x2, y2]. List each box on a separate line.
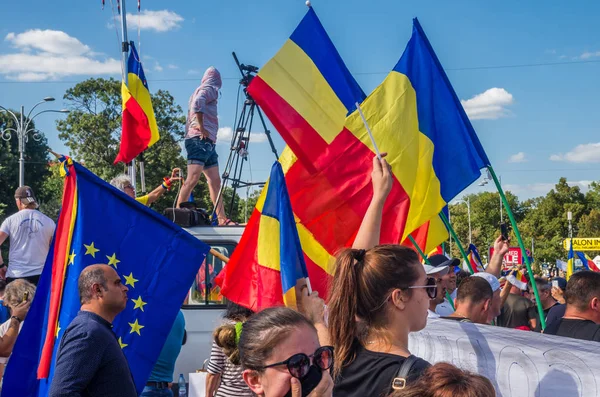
[472, 272, 500, 292]
[423, 264, 449, 276]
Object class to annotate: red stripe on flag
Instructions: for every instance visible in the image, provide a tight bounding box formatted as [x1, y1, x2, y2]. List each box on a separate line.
[247, 76, 329, 172]
[114, 96, 152, 164]
[38, 164, 78, 379]
[286, 128, 411, 253]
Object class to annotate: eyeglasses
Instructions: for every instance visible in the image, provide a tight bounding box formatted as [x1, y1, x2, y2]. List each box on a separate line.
[261, 346, 334, 379]
[123, 184, 134, 190]
[407, 277, 438, 299]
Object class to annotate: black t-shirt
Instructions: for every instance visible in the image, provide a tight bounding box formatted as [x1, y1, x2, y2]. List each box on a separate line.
[545, 304, 566, 327]
[333, 342, 430, 397]
[532, 302, 560, 332]
[496, 294, 535, 328]
[543, 318, 600, 342]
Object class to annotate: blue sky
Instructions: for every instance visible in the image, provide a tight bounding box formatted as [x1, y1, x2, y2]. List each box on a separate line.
[1, 0, 599, 202]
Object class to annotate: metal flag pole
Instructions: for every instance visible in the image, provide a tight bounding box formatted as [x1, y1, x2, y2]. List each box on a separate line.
[439, 212, 474, 274]
[120, 0, 137, 192]
[408, 234, 455, 311]
[487, 165, 546, 330]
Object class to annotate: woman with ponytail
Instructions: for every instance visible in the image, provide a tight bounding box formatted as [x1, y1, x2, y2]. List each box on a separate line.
[329, 156, 434, 396]
[206, 301, 255, 397]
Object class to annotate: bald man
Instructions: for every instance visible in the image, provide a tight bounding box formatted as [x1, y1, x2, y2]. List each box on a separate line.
[50, 264, 136, 397]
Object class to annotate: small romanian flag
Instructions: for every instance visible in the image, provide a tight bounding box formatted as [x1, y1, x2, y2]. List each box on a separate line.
[216, 161, 309, 311]
[115, 42, 160, 164]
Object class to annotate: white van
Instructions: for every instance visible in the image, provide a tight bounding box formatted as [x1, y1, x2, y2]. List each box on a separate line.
[173, 225, 245, 379]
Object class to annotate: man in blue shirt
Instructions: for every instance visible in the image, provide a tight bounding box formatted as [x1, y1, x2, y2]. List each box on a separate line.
[49, 264, 137, 397]
[141, 310, 186, 396]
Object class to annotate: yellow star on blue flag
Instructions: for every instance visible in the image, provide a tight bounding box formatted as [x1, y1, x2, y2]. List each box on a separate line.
[3, 160, 210, 396]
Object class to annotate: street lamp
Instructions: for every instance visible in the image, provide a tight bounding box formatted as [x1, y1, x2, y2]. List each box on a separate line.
[0, 98, 69, 186]
[455, 197, 472, 244]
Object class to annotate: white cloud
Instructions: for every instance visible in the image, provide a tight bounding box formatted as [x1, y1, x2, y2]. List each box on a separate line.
[167, 64, 178, 70]
[6, 29, 90, 55]
[508, 152, 527, 163]
[550, 143, 600, 163]
[187, 69, 200, 75]
[0, 30, 120, 81]
[461, 88, 514, 120]
[504, 181, 593, 195]
[153, 62, 163, 72]
[545, 49, 557, 55]
[580, 51, 600, 60]
[126, 10, 184, 32]
[217, 127, 267, 144]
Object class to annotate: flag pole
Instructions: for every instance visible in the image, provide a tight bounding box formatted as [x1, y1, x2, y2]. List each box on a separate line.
[408, 234, 455, 311]
[439, 212, 474, 274]
[120, 0, 137, 192]
[355, 102, 382, 160]
[487, 165, 546, 330]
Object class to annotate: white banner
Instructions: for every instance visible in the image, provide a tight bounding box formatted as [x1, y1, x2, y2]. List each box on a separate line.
[409, 319, 599, 397]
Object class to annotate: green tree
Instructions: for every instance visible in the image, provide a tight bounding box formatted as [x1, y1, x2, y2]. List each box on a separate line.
[54, 77, 243, 217]
[0, 111, 51, 218]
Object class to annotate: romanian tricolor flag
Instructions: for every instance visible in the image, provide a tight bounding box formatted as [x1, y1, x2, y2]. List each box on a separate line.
[217, 162, 309, 311]
[114, 42, 159, 164]
[467, 244, 484, 273]
[247, 9, 489, 278]
[575, 250, 600, 273]
[567, 239, 575, 280]
[3, 158, 209, 396]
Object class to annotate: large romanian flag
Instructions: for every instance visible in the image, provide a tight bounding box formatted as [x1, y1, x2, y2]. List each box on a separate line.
[218, 161, 309, 311]
[114, 42, 160, 164]
[244, 8, 489, 290]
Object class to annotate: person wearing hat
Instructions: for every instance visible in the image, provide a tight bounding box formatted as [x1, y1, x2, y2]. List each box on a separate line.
[0, 186, 55, 285]
[424, 255, 455, 318]
[471, 272, 503, 323]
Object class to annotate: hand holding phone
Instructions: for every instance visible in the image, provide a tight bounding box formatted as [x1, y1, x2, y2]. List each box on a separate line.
[500, 222, 509, 241]
[552, 280, 559, 288]
[22, 291, 29, 303]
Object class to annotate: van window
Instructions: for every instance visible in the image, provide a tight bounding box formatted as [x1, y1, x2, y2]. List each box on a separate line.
[183, 242, 236, 307]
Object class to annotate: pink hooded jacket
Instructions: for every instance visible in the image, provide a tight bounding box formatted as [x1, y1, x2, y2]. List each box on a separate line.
[186, 66, 222, 142]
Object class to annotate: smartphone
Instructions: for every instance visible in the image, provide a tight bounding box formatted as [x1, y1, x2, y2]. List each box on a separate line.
[22, 291, 29, 303]
[552, 280, 559, 288]
[500, 222, 509, 241]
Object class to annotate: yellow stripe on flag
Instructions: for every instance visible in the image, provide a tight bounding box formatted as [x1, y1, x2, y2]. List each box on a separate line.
[259, 40, 347, 144]
[257, 215, 281, 272]
[127, 72, 160, 147]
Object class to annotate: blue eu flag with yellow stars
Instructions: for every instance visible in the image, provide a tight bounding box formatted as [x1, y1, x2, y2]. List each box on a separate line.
[3, 159, 210, 396]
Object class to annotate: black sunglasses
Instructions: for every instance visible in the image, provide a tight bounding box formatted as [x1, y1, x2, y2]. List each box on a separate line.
[407, 277, 438, 299]
[261, 346, 334, 379]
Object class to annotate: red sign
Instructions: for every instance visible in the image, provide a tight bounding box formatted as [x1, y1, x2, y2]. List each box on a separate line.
[489, 247, 523, 270]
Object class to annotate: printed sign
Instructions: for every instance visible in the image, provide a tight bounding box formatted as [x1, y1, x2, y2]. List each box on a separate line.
[489, 247, 523, 270]
[563, 238, 600, 251]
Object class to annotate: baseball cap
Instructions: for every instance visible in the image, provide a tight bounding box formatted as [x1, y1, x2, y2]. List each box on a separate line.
[14, 186, 38, 208]
[472, 272, 501, 292]
[423, 254, 458, 276]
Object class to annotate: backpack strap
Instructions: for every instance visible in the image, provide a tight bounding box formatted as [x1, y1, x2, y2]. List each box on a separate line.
[390, 355, 418, 391]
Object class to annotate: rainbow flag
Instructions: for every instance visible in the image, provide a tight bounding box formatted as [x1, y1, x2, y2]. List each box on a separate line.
[217, 162, 309, 311]
[247, 11, 489, 273]
[114, 42, 159, 164]
[3, 158, 209, 396]
[467, 244, 484, 273]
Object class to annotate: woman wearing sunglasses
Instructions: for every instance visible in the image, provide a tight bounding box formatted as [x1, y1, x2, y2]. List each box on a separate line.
[328, 156, 433, 396]
[240, 307, 334, 397]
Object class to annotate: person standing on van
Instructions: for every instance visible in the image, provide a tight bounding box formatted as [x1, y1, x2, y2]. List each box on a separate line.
[177, 67, 230, 225]
[0, 186, 55, 285]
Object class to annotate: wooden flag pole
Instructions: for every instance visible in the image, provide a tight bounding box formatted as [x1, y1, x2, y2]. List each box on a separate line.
[209, 248, 229, 263]
[487, 165, 546, 330]
[408, 234, 455, 311]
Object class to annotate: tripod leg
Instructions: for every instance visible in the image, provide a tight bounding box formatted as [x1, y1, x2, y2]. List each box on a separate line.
[256, 106, 279, 159]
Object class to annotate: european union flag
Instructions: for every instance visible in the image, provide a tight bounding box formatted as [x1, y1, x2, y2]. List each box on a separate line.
[3, 159, 210, 396]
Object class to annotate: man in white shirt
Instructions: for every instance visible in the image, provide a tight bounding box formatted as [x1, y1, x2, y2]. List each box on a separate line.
[0, 186, 55, 285]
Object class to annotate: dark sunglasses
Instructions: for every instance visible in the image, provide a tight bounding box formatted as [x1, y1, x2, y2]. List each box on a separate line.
[407, 277, 438, 299]
[261, 346, 334, 379]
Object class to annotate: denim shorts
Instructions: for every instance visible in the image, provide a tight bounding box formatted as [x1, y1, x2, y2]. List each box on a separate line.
[185, 136, 218, 168]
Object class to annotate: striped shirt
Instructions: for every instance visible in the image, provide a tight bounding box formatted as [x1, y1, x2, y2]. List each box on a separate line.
[206, 341, 252, 397]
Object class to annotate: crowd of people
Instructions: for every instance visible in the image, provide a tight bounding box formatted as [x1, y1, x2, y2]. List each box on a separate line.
[0, 67, 599, 396]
